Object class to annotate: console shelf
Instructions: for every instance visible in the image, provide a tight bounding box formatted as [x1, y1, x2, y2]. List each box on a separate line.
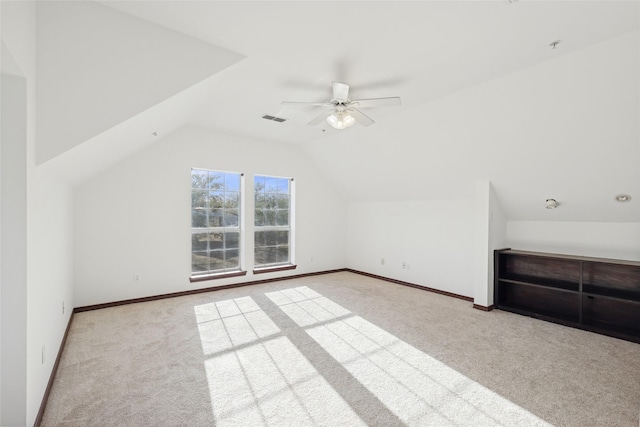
[494, 249, 640, 343]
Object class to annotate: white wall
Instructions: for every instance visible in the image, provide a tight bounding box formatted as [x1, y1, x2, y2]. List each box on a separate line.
[74, 126, 347, 307]
[487, 183, 507, 306]
[1, 4, 31, 425]
[347, 199, 475, 298]
[473, 181, 491, 307]
[1, 68, 28, 427]
[26, 171, 74, 424]
[1, 2, 75, 425]
[506, 221, 640, 261]
[346, 182, 506, 306]
[472, 180, 509, 308]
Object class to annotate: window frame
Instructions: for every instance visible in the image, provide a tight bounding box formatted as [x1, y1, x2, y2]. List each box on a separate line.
[189, 168, 246, 282]
[253, 174, 296, 273]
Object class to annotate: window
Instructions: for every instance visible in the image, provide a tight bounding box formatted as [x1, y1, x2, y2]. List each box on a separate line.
[191, 168, 243, 278]
[254, 175, 294, 270]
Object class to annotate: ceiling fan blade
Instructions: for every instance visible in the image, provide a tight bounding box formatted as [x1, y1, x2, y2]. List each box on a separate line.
[281, 101, 334, 107]
[332, 81, 350, 101]
[350, 96, 401, 108]
[349, 108, 375, 127]
[307, 109, 334, 125]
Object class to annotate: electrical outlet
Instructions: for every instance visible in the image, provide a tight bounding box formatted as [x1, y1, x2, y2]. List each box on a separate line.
[381, 258, 385, 265]
[310, 256, 314, 263]
[402, 261, 408, 269]
[42, 345, 45, 364]
[133, 274, 140, 283]
[62, 301, 65, 314]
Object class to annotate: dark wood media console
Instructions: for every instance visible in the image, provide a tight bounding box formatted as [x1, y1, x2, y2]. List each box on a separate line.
[494, 249, 640, 343]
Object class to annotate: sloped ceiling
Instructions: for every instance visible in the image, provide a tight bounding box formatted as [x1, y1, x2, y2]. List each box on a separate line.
[101, 1, 639, 144]
[35, 1, 244, 164]
[305, 30, 639, 222]
[37, 1, 640, 222]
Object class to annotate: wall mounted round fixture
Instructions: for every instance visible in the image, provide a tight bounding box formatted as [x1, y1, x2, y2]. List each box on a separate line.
[615, 194, 631, 202]
[545, 199, 558, 209]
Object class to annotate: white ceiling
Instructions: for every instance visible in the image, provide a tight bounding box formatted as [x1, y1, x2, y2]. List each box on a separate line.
[101, 1, 639, 145]
[44, 1, 640, 222]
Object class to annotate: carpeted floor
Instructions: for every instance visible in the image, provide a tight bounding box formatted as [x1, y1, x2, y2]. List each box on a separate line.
[41, 271, 640, 426]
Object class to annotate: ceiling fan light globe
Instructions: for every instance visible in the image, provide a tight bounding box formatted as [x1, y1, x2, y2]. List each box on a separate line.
[327, 112, 356, 130]
[327, 114, 344, 129]
[343, 113, 356, 128]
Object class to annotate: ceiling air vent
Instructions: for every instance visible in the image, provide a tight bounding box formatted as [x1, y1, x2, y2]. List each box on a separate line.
[262, 114, 287, 123]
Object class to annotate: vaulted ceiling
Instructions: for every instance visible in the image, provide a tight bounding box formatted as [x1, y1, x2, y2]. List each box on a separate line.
[35, 1, 640, 222]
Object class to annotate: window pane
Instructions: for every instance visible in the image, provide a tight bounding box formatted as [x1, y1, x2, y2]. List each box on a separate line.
[208, 172, 225, 190]
[192, 209, 206, 228]
[265, 230, 278, 246]
[192, 252, 209, 272]
[224, 209, 239, 227]
[254, 176, 265, 193]
[255, 210, 265, 227]
[225, 173, 240, 192]
[192, 170, 209, 189]
[225, 232, 240, 250]
[206, 209, 222, 227]
[261, 193, 275, 209]
[192, 233, 208, 251]
[225, 192, 240, 209]
[255, 193, 267, 210]
[225, 249, 240, 269]
[264, 210, 276, 226]
[276, 194, 289, 209]
[208, 251, 225, 271]
[276, 247, 289, 263]
[265, 177, 278, 193]
[277, 230, 289, 246]
[277, 178, 289, 194]
[209, 232, 224, 250]
[255, 231, 266, 246]
[276, 210, 289, 226]
[264, 247, 278, 264]
[192, 190, 208, 209]
[254, 248, 267, 265]
[209, 191, 224, 209]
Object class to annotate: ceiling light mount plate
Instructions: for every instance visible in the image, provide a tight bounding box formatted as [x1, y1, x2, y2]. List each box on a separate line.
[615, 194, 631, 202]
[545, 199, 558, 209]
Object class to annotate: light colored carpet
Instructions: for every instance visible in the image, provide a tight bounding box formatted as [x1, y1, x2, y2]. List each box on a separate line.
[41, 272, 640, 426]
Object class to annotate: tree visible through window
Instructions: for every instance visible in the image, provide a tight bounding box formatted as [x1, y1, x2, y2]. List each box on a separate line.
[191, 169, 242, 276]
[254, 175, 293, 268]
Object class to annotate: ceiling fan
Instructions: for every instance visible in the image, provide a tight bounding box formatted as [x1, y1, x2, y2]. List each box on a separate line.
[281, 81, 401, 130]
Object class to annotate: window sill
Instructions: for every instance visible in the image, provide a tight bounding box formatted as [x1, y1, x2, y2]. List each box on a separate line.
[253, 264, 297, 275]
[189, 270, 247, 283]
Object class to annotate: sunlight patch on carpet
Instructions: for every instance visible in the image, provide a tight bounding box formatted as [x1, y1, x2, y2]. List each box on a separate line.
[194, 296, 366, 426]
[266, 286, 553, 427]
